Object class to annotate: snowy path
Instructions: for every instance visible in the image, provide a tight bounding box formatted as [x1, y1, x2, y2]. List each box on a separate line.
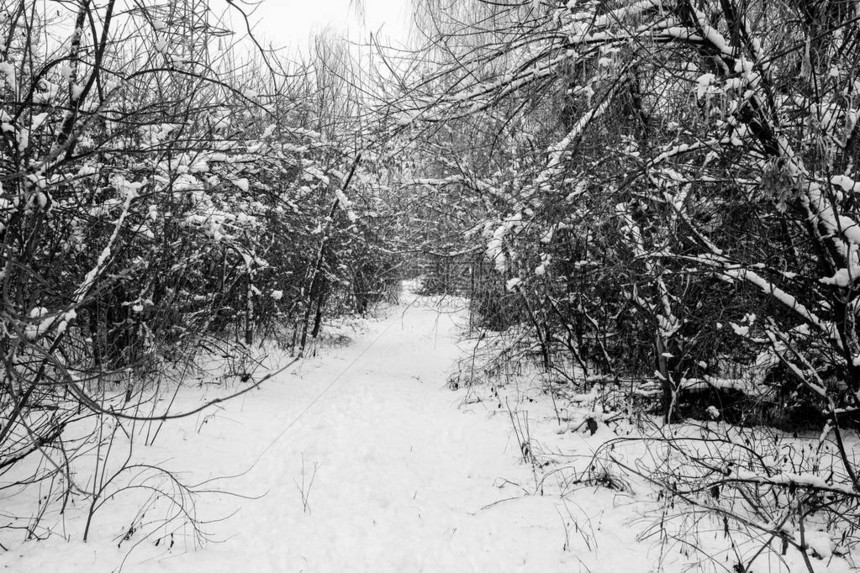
[4, 294, 580, 572]
[205, 295, 570, 572]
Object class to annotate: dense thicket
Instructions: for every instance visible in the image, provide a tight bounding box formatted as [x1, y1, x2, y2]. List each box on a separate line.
[383, 0, 860, 560]
[1, 0, 400, 541]
[392, 0, 860, 429]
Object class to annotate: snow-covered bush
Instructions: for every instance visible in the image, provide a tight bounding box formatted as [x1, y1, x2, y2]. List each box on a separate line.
[387, 0, 860, 565]
[396, 0, 860, 424]
[0, 1, 402, 546]
[587, 421, 860, 570]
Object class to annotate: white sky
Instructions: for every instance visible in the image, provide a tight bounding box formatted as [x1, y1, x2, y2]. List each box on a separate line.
[240, 0, 412, 53]
[43, 1, 412, 64]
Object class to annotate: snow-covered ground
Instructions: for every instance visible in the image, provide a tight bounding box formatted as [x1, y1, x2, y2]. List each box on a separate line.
[2, 289, 857, 572]
[1, 291, 573, 572]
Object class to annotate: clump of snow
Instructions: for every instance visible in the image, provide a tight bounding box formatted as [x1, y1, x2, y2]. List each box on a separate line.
[820, 267, 856, 287]
[334, 188, 351, 208]
[800, 530, 835, 559]
[0, 60, 16, 88]
[696, 73, 716, 99]
[28, 306, 49, 319]
[232, 178, 250, 192]
[832, 174, 860, 193]
[24, 307, 52, 340]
